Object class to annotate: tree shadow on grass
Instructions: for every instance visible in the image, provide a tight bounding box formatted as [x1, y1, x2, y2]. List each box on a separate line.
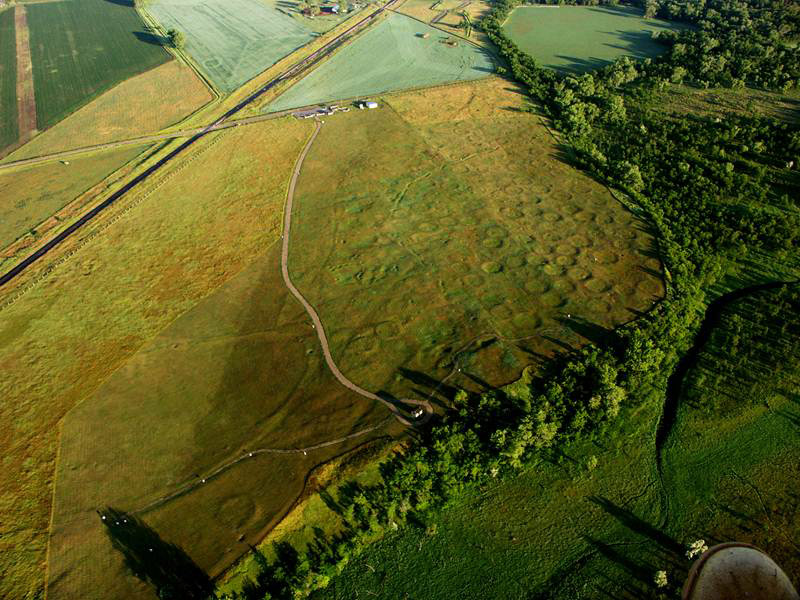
[100, 507, 213, 599]
[587, 496, 683, 555]
[134, 31, 169, 46]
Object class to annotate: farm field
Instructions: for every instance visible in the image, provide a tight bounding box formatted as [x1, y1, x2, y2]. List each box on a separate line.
[0, 7, 18, 151]
[267, 12, 494, 112]
[146, 0, 315, 92]
[312, 286, 800, 600]
[654, 83, 800, 123]
[0, 145, 148, 247]
[0, 118, 312, 600]
[26, 0, 169, 130]
[5, 60, 212, 161]
[289, 77, 663, 401]
[503, 5, 683, 73]
[399, 0, 492, 41]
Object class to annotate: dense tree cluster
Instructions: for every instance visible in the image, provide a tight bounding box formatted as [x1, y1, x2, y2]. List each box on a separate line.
[213, 2, 800, 598]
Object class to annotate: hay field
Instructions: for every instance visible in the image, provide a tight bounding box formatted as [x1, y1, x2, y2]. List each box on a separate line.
[503, 5, 682, 73]
[147, 0, 314, 92]
[0, 118, 311, 600]
[0, 145, 148, 247]
[267, 12, 494, 112]
[26, 0, 170, 129]
[5, 61, 212, 161]
[398, 0, 491, 40]
[0, 7, 18, 151]
[290, 77, 663, 402]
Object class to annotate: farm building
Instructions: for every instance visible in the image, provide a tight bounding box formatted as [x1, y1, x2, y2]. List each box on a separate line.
[320, 4, 340, 14]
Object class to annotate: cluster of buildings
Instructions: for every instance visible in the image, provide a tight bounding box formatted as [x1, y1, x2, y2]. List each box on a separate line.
[293, 100, 378, 119]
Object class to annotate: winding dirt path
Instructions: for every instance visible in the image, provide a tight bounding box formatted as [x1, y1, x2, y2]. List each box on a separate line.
[281, 120, 432, 427]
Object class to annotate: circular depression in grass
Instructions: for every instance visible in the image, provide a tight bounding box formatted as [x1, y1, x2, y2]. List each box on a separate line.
[540, 291, 566, 307]
[482, 237, 504, 249]
[524, 278, 551, 294]
[555, 255, 577, 267]
[567, 267, 590, 281]
[512, 313, 543, 330]
[481, 261, 503, 274]
[585, 278, 612, 294]
[543, 263, 564, 276]
[505, 255, 526, 268]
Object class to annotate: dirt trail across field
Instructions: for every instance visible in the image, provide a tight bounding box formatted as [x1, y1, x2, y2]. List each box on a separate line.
[282, 120, 432, 427]
[14, 4, 36, 143]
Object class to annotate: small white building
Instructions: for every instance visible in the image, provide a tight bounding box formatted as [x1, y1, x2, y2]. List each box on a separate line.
[366, 101, 378, 109]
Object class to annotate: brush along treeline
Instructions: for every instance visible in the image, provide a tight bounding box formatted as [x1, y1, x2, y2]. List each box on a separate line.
[211, 1, 800, 597]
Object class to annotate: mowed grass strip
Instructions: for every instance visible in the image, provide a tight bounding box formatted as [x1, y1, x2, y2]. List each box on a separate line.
[503, 5, 683, 73]
[5, 60, 212, 160]
[0, 145, 149, 247]
[26, 0, 170, 129]
[0, 8, 18, 150]
[267, 12, 494, 112]
[0, 117, 310, 600]
[290, 77, 663, 401]
[147, 0, 314, 92]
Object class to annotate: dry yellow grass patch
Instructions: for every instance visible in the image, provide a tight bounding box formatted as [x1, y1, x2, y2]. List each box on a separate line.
[5, 60, 212, 160]
[0, 117, 311, 600]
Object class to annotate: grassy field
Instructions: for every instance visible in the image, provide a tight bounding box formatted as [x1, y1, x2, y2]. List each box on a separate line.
[0, 7, 18, 151]
[0, 145, 149, 247]
[0, 118, 313, 600]
[26, 0, 170, 129]
[503, 5, 683, 73]
[147, 0, 314, 92]
[313, 284, 800, 599]
[653, 83, 800, 123]
[662, 285, 800, 586]
[398, 0, 492, 43]
[289, 78, 663, 401]
[5, 60, 212, 161]
[267, 12, 494, 112]
[48, 246, 396, 600]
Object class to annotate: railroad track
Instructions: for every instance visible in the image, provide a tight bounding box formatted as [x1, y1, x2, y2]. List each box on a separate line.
[0, 0, 401, 288]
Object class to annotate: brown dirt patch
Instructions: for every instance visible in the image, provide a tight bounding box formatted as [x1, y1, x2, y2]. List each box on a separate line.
[14, 5, 36, 142]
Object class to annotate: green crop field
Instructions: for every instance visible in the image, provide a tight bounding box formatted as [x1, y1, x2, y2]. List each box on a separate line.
[503, 5, 683, 73]
[147, 0, 315, 92]
[25, 0, 170, 129]
[289, 78, 663, 402]
[267, 12, 494, 112]
[0, 8, 18, 151]
[0, 145, 148, 247]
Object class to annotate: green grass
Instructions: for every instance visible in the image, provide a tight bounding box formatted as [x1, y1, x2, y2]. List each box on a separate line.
[0, 145, 149, 247]
[147, 0, 315, 92]
[289, 78, 663, 401]
[0, 7, 18, 151]
[26, 0, 170, 129]
[503, 5, 683, 73]
[314, 285, 800, 599]
[267, 12, 494, 112]
[662, 285, 800, 583]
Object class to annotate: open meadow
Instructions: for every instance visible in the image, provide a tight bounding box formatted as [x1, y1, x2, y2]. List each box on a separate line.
[288, 78, 663, 401]
[0, 7, 17, 151]
[311, 285, 800, 600]
[4, 60, 212, 161]
[0, 117, 315, 600]
[147, 0, 315, 92]
[503, 5, 682, 73]
[26, 0, 170, 129]
[0, 145, 149, 247]
[267, 12, 494, 112]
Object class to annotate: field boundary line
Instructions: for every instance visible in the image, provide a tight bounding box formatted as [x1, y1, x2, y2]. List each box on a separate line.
[42, 419, 66, 600]
[14, 4, 36, 143]
[131, 416, 395, 516]
[0, 133, 227, 313]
